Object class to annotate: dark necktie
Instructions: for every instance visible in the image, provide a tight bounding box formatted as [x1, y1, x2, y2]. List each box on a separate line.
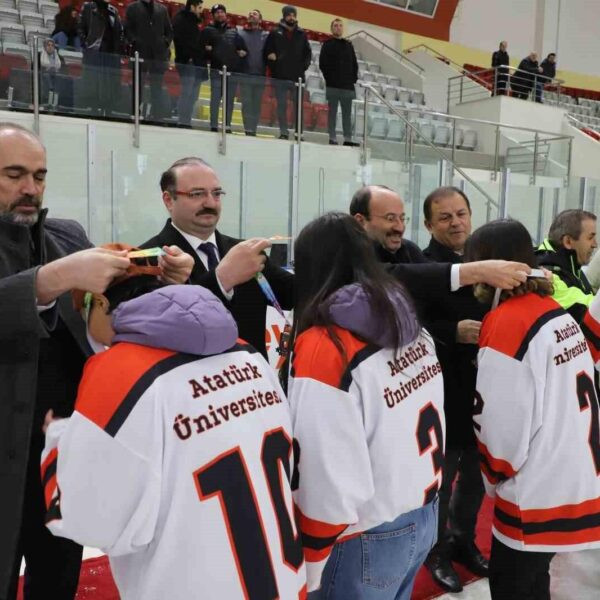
[198, 242, 219, 271]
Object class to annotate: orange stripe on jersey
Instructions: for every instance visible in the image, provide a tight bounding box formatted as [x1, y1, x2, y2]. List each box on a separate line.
[524, 526, 600, 546]
[41, 448, 57, 482]
[75, 342, 176, 430]
[304, 546, 335, 563]
[292, 326, 368, 388]
[498, 495, 600, 523]
[44, 473, 57, 509]
[296, 506, 348, 539]
[493, 518, 524, 542]
[582, 311, 600, 362]
[298, 584, 307, 600]
[477, 440, 517, 481]
[479, 294, 562, 359]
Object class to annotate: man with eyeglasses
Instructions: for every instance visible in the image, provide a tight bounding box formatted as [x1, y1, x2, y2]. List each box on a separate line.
[350, 184, 427, 264]
[421, 186, 489, 594]
[140, 157, 294, 358]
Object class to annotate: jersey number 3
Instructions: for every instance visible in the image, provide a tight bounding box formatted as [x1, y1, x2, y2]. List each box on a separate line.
[194, 428, 303, 600]
[416, 402, 444, 505]
[576, 371, 600, 475]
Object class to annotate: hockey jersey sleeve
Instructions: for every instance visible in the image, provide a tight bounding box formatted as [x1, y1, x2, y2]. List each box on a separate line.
[41, 361, 162, 556]
[582, 289, 600, 367]
[289, 330, 375, 592]
[474, 346, 542, 497]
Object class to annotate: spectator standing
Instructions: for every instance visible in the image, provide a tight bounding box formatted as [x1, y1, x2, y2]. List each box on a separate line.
[491, 41, 509, 96]
[511, 52, 541, 100]
[203, 4, 248, 133]
[238, 9, 268, 136]
[319, 18, 359, 146]
[77, 0, 123, 115]
[536, 52, 557, 103]
[172, 0, 208, 127]
[125, 0, 173, 122]
[421, 187, 488, 593]
[264, 5, 311, 140]
[52, 5, 81, 50]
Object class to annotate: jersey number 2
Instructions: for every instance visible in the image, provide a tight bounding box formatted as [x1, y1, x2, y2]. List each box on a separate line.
[576, 371, 600, 475]
[194, 428, 303, 600]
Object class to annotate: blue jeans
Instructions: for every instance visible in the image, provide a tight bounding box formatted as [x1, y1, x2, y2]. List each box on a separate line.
[177, 63, 205, 126]
[309, 499, 438, 600]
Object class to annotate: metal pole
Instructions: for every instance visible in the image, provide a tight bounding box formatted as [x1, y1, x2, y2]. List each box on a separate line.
[446, 77, 451, 113]
[493, 124, 500, 181]
[459, 76, 464, 104]
[493, 67, 498, 97]
[32, 36, 39, 133]
[239, 161, 247, 238]
[451, 118, 456, 167]
[579, 177, 588, 210]
[532, 132, 539, 185]
[296, 77, 303, 145]
[566, 136, 573, 184]
[288, 144, 300, 264]
[219, 67, 227, 155]
[133, 52, 140, 148]
[536, 187, 545, 245]
[361, 87, 369, 166]
[552, 187, 560, 220]
[438, 160, 448, 187]
[499, 168, 510, 218]
[410, 164, 421, 244]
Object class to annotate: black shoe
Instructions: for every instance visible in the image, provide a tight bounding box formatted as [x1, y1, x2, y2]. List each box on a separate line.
[226, 127, 232, 134]
[210, 127, 218, 132]
[294, 134, 304, 141]
[329, 139, 338, 145]
[452, 540, 489, 577]
[245, 131, 256, 136]
[425, 553, 463, 593]
[343, 140, 360, 147]
[278, 133, 289, 140]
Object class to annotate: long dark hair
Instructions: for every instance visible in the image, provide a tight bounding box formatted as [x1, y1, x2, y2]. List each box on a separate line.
[465, 218, 553, 303]
[281, 212, 414, 388]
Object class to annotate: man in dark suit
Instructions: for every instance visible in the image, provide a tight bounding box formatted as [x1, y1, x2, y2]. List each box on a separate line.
[0, 124, 193, 600]
[141, 157, 294, 358]
[420, 187, 489, 593]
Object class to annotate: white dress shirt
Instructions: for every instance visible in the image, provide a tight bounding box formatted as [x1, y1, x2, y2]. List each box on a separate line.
[170, 222, 233, 299]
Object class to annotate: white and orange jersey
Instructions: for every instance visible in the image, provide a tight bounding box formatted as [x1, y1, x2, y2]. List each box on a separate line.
[475, 293, 600, 553]
[42, 341, 307, 600]
[288, 326, 444, 592]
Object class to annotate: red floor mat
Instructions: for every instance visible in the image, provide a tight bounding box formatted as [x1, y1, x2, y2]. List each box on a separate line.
[18, 497, 493, 600]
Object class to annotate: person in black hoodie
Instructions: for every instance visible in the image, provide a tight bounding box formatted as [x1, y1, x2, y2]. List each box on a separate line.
[203, 4, 247, 132]
[263, 5, 311, 140]
[125, 0, 173, 121]
[491, 41, 509, 96]
[77, 0, 123, 115]
[319, 19, 358, 146]
[173, 0, 208, 127]
[511, 52, 542, 100]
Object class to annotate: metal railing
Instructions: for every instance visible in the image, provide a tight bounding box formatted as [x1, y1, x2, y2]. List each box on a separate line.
[359, 82, 500, 209]
[448, 65, 565, 110]
[347, 30, 425, 76]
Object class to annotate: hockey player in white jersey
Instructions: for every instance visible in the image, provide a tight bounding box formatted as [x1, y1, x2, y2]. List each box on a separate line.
[285, 213, 444, 599]
[41, 273, 307, 600]
[469, 219, 600, 600]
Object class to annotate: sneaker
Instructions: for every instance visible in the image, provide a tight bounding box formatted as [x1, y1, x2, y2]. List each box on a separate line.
[210, 127, 218, 132]
[343, 140, 360, 147]
[278, 133, 289, 140]
[329, 139, 338, 145]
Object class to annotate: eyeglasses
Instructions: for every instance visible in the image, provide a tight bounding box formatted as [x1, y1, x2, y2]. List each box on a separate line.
[175, 189, 226, 200]
[370, 213, 409, 224]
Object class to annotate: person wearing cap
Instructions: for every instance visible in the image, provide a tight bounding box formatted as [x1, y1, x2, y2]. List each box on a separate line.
[238, 9, 268, 136]
[172, 0, 209, 127]
[125, 0, 173, 122]
[204, 4, 248, 133]
[40, 278, 307, 599]
[263, 5, 311, 140]
[0, 123, 193, 600]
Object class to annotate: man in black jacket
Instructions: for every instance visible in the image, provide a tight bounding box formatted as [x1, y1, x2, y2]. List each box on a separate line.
[173, 0, 208, 127]
[77, 0, 123, 115]
[263, 5, 311, 140]
[125, 0, 173, 121]
[173, 0, 207, 127]
[491, 40, 509, 96]
[203, 4, 247, 132]
[140, 157, 294, 358]
[536, 52, 557, 103]
[421, 187, 489, 594]
[512, 52, 542, 100]
[319, 18, 359, 146]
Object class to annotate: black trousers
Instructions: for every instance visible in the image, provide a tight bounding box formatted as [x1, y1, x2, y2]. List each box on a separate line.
[210, 70, 236, 129]
[239, 74, 265, 134]
[6, 436, 82, 600]
[274, 79, 302, 136]
[432, 445, 485, 554]
[326, 88, 354, 142]
[489, 536, 555, 600]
